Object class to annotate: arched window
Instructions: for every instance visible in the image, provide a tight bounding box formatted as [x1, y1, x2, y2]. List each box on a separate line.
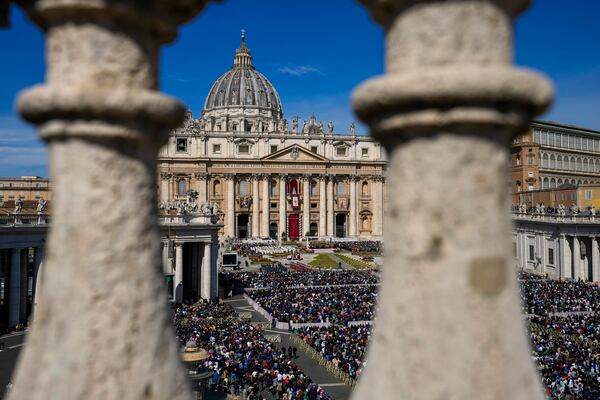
[577, 157, 583, 171]
[541, 153, 548, 168]
[583, 158, 589, 172]
[550, 178, 556, 189]
[557, 155, 563, 169]
[570, 156, 575, 170]
[542, 177, 549, 189]
[177, 179, 187, 196]
[213, 180, 221, 196]
[361, 181, 369, 196]
[239, 179, 249, 196]
[336, 181, 345, 195]
[310, 180, 318, 196]
[549, 154, 556, 169]
[596, 159, 600, 173]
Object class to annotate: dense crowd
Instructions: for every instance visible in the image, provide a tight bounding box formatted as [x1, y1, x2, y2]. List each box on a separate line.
[222, 270, 379, 289]
[173, 302, 330, 399]
[248, 286, 377, 324]
[296, 325, 372, 380]
[520, 278, 600, 315]
[530, 322, 600, 399]
[226, 239, 296, 257]
[307, 241, 382, 254]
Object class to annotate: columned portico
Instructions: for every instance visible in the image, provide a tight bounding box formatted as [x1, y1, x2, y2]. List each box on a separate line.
[226, 174, 235, 238]
[372, 176, 383, 237]
[349, 176, 357, 237]
[252, 175, 260, 237]
[592, 237, 599, 282]
[261, 174, 269, 238]
[326, 176, 334, 236]
[319, 176, 327, 237]
[302, 175, 310, 237]
[174, 243, 184, 303]
[9, 247, 24, 328]
[573, 236, 581, 280]
[561, 235, 573, 279]
[201, 242, 212, 300]
[279, 174, 287, 239]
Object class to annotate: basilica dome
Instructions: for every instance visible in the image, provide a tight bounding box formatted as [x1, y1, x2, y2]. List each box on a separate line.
[201, 32, 283, 132]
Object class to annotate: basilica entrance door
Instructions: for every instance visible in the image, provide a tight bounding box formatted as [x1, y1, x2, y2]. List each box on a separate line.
[288, 214, 300, 241]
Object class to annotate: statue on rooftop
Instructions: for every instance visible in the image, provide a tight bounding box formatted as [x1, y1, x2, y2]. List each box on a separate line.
[327, 120, 334, 135]
[14, 197, 23, 214]
[291, 116, 298, 134]
[349, 122, 356, 136]
[36, 198, 47, 214]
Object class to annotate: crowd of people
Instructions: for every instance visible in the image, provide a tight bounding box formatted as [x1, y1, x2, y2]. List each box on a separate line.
[222, 270, 379, 289]
[226, 239, 297, 258]
[173, 302, 331, 399]
[248, 286, 377, 324]
[306, 240, 382, 254]
[295, 325, 372, 381]
[520, 276, 600, 315]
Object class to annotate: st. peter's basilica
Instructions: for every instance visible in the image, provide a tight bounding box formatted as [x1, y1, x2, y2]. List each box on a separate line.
[158, 32, 387, 241]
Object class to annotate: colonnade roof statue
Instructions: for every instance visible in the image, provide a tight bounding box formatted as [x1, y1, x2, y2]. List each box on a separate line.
[201, 30, 284, 129]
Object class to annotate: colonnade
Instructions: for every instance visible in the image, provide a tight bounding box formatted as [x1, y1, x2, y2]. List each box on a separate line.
[161, 240, 214, 302]
[513, 230, 600, 282]
[0, 246, 44, 330]
[215, 173, 383, 239]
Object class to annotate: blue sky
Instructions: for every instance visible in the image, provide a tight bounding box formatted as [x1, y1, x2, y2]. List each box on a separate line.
[1, 0, 599, 177]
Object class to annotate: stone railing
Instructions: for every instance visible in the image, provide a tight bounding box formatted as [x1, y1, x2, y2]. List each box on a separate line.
[0, 214, 49, 226]
[512, 212, 600, 223]
[2, 0, 554, 399]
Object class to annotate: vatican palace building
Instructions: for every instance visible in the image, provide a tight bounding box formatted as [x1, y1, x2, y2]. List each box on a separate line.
[157, 33, 387, 241]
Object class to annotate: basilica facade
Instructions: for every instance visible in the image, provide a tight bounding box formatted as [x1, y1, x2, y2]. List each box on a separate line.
[158, 33, 387, 240]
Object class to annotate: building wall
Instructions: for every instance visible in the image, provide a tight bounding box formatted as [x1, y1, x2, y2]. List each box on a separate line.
[0, 177, 52, 202]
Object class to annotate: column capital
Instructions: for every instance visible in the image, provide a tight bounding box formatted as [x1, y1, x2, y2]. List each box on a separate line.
[224, 173, 236, 181]
[352, 0, 552, 146]
[16, 1, 216, 144]
[194, 172, 208, 180]
[358, 0, 531, 27]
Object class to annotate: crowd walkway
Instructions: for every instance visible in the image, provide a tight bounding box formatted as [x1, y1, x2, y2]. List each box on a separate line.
[223, 295, 353, 400]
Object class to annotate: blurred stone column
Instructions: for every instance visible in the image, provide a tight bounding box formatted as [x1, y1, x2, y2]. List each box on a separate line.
[9, 1, 214, 398]
[352, 0, 552, 399]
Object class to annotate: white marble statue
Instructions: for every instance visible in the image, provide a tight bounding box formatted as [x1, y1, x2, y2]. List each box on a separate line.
[327, 120, 334, 134]
[14, 197, 23, 214]
[36, 198, 47, 213]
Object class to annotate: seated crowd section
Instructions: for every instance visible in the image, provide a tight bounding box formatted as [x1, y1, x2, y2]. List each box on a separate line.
[172, 262, 600, 399]
[173, 302, 331, 400]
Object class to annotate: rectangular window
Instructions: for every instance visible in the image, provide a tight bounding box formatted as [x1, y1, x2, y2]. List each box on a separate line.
[548, 248, 554, 265]
[311, 203, 318, 209]
[270, 145, 278, 154]
[310, 146, 318, 153]
[513, 243, 517, 258]
[585, 190, 592, 200]
[176, 138, 187, 153]
[213, 144, 221, 154]
[270, 202, 277, 209]
[336, 147, 347, 156]
[361, 148, 369, 157]
[529, 245, 535, 261]
[238, 144, 250, 154]
[533, 129, 540, 143]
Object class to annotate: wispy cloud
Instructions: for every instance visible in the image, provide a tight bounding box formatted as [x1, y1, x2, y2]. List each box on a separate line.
[277, 65, 321, 77]
[0, 114, 48, 176]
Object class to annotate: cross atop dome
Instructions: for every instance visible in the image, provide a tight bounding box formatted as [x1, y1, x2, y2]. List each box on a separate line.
[234, 29, 253, 68]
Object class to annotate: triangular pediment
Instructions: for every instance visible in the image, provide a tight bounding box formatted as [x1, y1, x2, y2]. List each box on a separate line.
[261, 144, 329, 162]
